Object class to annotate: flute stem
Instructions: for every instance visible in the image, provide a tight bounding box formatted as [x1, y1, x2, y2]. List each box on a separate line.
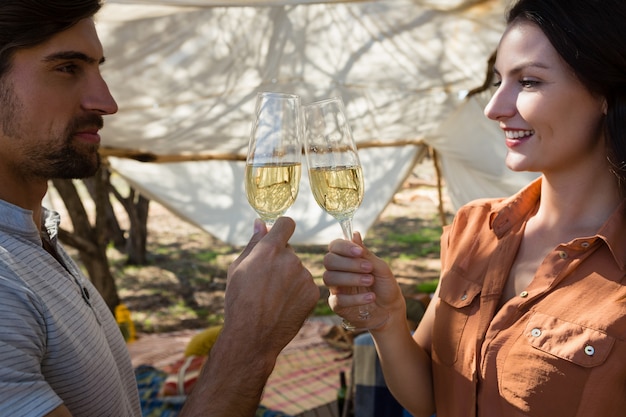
[338, 217, 372, 323]
[339, 218, 353, 241]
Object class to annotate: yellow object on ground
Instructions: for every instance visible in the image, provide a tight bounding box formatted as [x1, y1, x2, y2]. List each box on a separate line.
[115, 304, 137, 343]
[184, 325, 223, 357]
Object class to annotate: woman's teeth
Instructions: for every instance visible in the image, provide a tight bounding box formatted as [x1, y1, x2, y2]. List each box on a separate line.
[505, 130, 535, 139]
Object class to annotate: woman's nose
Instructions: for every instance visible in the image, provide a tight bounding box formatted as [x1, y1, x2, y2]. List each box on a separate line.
[484, 83, 515, 121]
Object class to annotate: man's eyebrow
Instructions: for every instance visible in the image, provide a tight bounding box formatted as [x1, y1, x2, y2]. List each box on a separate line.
[43, 51, 105, 65]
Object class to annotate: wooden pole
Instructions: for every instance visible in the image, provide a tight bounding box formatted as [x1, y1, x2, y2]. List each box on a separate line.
[430, 147, 448, 227]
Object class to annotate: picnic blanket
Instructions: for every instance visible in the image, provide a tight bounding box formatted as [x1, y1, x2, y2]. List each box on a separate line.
[134, 364, 291, 417]
[351, 296, 431, 417]
[353, 333, 412, 417]
[261, 320, 352, 416]
[127, 319, 351, 417]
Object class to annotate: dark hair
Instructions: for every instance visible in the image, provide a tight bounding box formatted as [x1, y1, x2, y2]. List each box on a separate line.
[507, 0, 626, 193]
[0, 0, 102, 78]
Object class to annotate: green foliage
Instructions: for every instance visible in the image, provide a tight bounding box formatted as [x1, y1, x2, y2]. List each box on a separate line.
[370, 224, 442, 258]
[195, 251, 219, 262]
[313, 299, 334, 316]
[415, 279, 439, 294]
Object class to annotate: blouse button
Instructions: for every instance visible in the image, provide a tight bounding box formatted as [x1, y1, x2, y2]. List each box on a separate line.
[584, 345, 595, 356]
[520, 291, 529, 298]
[558, 251, 568, 259]
[531, 328, 542, 337]
[460, 293, 468, 301]
[581, 241, 590, 248]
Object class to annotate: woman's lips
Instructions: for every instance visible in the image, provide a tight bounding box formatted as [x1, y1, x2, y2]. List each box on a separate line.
[504, 129, 534, 147]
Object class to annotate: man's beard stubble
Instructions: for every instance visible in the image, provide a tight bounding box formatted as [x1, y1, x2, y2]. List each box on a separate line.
[0, 77, 103, 180]
[45, 137, 102, 180]
[46, 113, 104, 180]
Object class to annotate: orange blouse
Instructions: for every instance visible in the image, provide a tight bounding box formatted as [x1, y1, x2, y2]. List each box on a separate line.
[431, 178, 626, 417]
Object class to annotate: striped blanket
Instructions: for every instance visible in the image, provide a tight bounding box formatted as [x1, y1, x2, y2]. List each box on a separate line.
[261, 320, 352, 415]
[134, 365, 292, 417]
[128, 319, 351, 417]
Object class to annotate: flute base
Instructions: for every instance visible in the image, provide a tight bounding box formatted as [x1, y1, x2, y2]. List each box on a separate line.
[340, 311, 389, 332]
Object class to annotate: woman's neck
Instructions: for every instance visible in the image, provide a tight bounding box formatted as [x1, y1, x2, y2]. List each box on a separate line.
[534, 172, 622, 236]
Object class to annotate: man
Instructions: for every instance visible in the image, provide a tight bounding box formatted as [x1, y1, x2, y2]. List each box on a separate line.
[0, 2, 319, 416]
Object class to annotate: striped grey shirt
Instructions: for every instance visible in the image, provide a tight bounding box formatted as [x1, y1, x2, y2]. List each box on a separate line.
[0, 199, 141, 416]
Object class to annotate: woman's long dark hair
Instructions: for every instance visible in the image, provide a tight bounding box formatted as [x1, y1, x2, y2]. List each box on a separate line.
[507, 0, 626, 194]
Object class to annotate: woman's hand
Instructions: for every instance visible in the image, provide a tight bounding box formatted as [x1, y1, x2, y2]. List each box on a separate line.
[323, 232, 406, 330]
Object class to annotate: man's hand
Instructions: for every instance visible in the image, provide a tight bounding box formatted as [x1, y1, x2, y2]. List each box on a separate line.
[180, 217, 318, 417]
[225, 217, 319, 354]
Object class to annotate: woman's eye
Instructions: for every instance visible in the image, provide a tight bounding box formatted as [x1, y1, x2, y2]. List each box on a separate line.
[520, 79, 539, 88]
[491, 80, 502, 88]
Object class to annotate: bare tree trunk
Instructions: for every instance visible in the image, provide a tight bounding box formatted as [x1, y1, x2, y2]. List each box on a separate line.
[124, 191, 149, 265]
[52, 169, 120, 313]
[109, 183, 150, 265]
[83, 169, 126, 251]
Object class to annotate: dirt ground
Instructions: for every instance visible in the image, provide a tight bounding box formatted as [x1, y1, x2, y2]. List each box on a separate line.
[109, 157, 454, 333]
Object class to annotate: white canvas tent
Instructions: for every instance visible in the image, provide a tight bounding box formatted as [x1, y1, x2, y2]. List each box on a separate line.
[91, 0, 537, 245]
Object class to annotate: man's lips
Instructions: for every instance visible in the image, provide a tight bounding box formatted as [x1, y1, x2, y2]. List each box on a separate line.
[71, 114, 104, 145]
[75, 129, 101, 144]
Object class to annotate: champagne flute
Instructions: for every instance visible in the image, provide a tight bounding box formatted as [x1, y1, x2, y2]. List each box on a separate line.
[245, 92, 302, 228]
[303, 97, 388, 331]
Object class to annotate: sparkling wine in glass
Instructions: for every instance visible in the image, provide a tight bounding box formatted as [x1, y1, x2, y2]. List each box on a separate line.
[245, 92, 302, 228]
[303, 97, 388, 331]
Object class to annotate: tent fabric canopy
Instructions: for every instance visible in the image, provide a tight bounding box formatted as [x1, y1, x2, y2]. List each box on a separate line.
[94, 0, 535, 245]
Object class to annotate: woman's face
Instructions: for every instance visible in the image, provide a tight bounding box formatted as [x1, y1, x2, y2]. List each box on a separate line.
[484, 20, 607, 176]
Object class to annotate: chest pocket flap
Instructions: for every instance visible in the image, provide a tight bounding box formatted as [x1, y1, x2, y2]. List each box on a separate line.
[526, 312, 614, 367]
[438, 269, 482, 309]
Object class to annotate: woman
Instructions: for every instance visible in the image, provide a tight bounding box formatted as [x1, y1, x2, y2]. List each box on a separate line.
[322, 1, 626, 416]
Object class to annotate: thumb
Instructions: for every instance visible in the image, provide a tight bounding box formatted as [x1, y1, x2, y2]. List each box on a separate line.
[353, 231, 364, 246]
[263, 216, 296, 247]
[352, 232, 391, 276]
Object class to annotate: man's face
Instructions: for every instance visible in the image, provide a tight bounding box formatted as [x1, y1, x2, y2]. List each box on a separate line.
[0, 18, 118, 181]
